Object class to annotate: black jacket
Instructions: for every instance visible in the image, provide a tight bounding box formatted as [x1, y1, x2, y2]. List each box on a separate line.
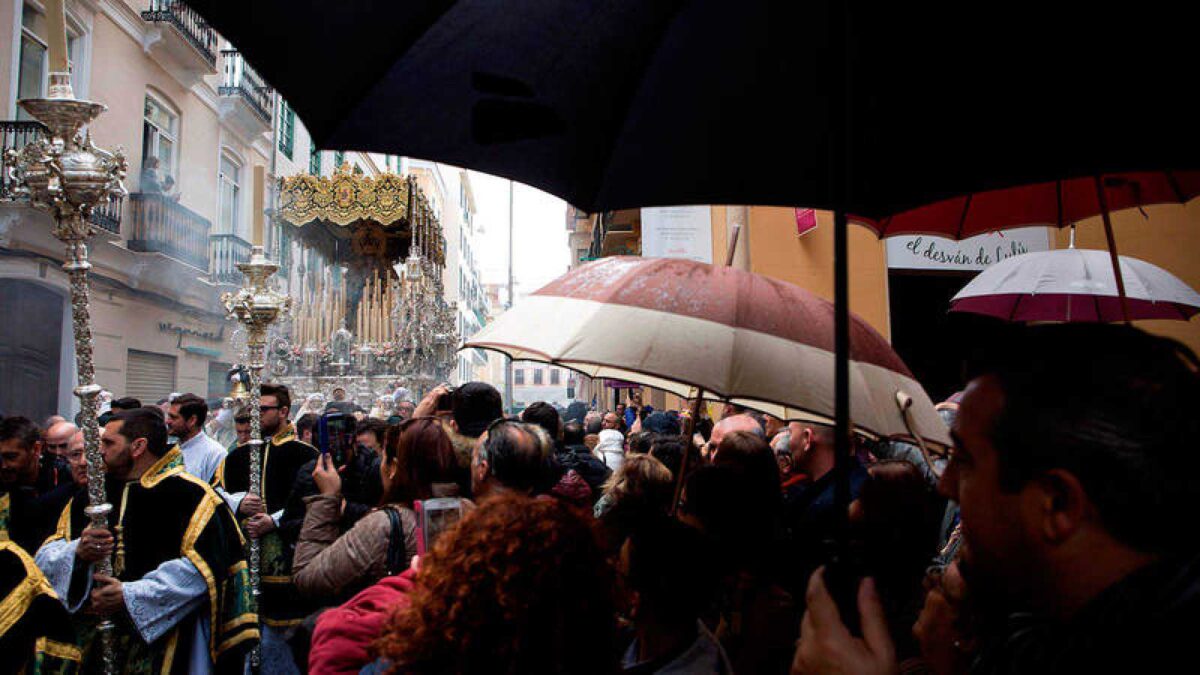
[556, 443, 612, 492]
[284, 444, 383, 533]
[972, 552, 1200, 674]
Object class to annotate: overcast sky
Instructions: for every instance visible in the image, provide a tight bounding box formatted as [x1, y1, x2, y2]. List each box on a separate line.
[469, 171, 569, 299]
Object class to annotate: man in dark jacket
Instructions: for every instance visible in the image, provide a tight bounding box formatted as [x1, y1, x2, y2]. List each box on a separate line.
[794, 325, 1200, 674]
[0, 416, 73, 554]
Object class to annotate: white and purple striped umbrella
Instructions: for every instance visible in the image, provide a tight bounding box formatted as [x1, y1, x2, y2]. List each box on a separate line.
[951, 248, 1200, 323]
[465, 256, 949, 448]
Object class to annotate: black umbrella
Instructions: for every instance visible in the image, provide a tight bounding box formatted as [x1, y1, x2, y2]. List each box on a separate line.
[189, 0, 1197, 627]
[188, 1, 1196, 216]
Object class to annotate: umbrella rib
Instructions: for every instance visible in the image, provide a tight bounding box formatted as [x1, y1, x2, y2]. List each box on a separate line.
[1007, 294, 1022, 323]
[954, 193, 974, 240]
[1164, 170, 1187, 205]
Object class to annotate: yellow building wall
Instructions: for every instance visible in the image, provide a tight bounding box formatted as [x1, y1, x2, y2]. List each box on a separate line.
[725, 206, 891, 340]
[1052, 200, 1200, 355]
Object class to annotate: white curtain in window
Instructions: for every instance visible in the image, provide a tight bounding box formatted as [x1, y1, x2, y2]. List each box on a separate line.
[219, 155, 242, 235]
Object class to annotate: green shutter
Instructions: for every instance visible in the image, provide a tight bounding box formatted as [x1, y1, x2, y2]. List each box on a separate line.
[279, 101, 295, 159]
[309, 145, 321, 175]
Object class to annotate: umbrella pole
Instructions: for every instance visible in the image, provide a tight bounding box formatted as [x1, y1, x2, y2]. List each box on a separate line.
[666, 222, 744, 514]
[665, 223, 744, 514]
[725, 222, 742, 266]
[1093, 176, 1132, 324]
[670, 391, 705, 516]
[832, 210, 852, 541]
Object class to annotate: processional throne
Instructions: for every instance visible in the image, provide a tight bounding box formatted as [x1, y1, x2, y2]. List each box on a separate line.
[266, 163, 458, 406]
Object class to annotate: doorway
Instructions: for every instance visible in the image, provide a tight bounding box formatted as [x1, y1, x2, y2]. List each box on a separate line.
[888, 272, 975, 403]
[0, 280, 63, 420]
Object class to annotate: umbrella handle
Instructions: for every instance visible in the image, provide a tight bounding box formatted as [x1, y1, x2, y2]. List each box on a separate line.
[895, 391, 943, 479]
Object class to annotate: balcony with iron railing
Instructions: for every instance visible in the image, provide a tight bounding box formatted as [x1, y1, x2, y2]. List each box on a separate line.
[141, 1, 218, 77]
[127, 193, 211, 270]
[219, 50, 273, 125]
[0, 121, 45, 200]
[2, 120, 124, 235]
[209, 233, 251, 284]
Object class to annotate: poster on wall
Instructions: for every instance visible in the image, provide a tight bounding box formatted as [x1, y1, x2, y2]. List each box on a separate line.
[886, 226, 1052, 271]
[641, 206, 713, 264]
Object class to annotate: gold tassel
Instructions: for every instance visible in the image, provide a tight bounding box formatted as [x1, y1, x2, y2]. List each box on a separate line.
[112, 524, 125, 577]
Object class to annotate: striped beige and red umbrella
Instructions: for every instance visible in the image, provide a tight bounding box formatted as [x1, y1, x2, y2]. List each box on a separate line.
[465, 256, 949, 448]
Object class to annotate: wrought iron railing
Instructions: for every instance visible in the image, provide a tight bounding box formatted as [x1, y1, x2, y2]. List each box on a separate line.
[90, 199, 123, 235]
[2, 120, 123, 234]
[219, 50, 273, 123]
[141, 0, 217, 67]
[127, 193, 212, 270]
[209, 233, 251, 284]
[1, 120, 48, 200]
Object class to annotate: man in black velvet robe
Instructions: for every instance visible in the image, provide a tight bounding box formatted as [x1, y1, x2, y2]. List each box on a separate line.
[37, 408, 256, 674]
[214, 384, 317, 671]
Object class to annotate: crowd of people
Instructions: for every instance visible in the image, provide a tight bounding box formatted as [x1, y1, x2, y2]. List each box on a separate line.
[1, 323, 1198, 674]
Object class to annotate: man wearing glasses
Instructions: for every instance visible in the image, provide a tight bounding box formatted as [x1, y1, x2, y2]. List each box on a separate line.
[214, 383, 318, 675]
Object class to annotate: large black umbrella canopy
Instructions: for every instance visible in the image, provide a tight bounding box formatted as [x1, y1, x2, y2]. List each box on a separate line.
[188, 1, 1197, 215]
[192, 0, 1197, 615]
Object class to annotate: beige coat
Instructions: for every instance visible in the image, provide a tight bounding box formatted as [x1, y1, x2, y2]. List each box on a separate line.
[292, 494, 417, 601]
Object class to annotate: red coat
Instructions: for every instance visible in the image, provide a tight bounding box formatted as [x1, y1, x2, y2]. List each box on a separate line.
[309, 568, 417, 674]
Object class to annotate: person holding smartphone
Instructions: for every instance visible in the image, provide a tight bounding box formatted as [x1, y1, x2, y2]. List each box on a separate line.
[292, 417, 465, 603]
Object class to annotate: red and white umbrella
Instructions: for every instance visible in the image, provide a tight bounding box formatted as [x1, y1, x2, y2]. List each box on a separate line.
[951, 248, 1200, 323]
[465, 256, 949, 448]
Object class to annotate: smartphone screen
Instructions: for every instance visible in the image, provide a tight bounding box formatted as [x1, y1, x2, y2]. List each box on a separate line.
[416, 498, 465, 555]
[318, 413, 355, 465]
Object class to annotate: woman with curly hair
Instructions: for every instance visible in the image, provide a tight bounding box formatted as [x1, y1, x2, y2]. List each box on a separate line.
[370, 493, 618, 675]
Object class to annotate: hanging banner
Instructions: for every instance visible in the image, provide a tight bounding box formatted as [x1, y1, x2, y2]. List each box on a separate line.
[794, 208, 818, 236]
[641, 206, 713, 263]
[886, 226, 1051, 271]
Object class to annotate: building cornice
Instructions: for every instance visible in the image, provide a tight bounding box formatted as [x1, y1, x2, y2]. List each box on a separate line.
[97, 0, 145, 45]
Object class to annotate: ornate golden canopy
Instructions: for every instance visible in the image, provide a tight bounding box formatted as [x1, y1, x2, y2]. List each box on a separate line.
[277, 163, 446, 268]
[279, 163, 416, 227]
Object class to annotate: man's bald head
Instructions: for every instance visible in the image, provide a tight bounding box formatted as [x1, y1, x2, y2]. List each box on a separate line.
[44, 421, 79, 457]
[711, 413, 764, 450]
[787, 422, 837, 478]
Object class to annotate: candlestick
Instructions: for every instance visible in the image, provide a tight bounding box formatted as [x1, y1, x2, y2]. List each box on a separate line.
[45, 0, 70, 74]
[221, 247, 289, 672]
[252, 166, 265, 246]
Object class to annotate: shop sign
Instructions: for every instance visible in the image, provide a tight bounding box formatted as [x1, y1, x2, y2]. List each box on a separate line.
[159, 322, 225, 342]
[641, 205, 713, 264]
[885, 226, 1051, 271]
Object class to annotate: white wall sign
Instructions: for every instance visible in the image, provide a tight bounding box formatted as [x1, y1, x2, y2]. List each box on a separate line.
[886, 226, 1052, 271]
[641, 205, 713, 264]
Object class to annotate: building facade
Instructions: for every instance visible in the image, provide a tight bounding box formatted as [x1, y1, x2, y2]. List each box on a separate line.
[0, 0, 488, 419]
[404, 160, 489, 385]
[510, 361, 571, 411]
